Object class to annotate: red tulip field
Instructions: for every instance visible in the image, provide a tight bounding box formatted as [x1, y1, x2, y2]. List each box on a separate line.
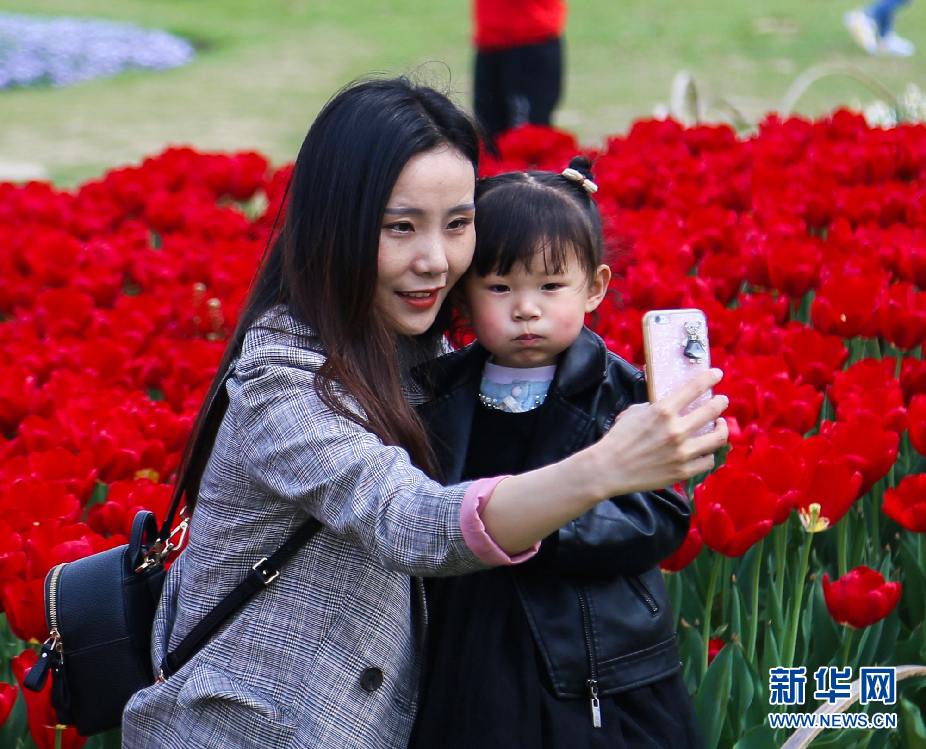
[2, 111, 926, 748]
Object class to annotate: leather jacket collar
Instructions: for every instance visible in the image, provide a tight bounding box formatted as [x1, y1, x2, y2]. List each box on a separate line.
[415, 326, 610, 402]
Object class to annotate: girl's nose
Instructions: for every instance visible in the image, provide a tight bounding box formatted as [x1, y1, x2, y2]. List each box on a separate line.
[513, 297, 541, 320]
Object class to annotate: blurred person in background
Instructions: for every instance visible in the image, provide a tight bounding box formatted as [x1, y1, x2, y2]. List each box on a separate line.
[845, 0, 915, 56]
[473, 0, 567, 140]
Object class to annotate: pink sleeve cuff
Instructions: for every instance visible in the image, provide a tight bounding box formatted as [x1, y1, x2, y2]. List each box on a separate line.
[460, 476, 541, 565]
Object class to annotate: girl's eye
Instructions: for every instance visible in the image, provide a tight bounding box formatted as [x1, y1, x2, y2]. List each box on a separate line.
[541, 283, 564, 291]
[488, 284, 509, 293]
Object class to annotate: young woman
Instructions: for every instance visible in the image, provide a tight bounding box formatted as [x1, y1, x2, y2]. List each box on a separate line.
[122, 78, 728, 749]
[411, 158, 702, 748]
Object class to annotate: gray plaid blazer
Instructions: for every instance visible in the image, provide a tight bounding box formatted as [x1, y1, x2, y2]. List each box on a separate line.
[122, 307, 490, 748]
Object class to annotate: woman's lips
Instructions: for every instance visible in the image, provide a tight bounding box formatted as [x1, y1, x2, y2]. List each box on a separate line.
[396, 289, 442, 310]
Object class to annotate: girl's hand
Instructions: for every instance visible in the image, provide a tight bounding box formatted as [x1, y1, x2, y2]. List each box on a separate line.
[594, 369, 729, 496]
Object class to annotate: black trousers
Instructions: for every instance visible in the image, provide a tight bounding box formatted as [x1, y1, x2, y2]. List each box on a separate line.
[474, 36, 563, 139]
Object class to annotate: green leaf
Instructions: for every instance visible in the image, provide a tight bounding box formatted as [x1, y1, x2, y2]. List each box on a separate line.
[85, 481, 110, 510]
[809, 578, 842, 673]
[766, 571, 784, 644]
[0, 690, 26, 749]
[732, 723, 778, 749]
[901, 694, 926, 749]
[894, 624, 926, 665]
[872, 610, 901, 666]
[729, 643, 757, 738]
[681, 625, 704, 692]
[761, 626, 781, 694]
[855, 617, 885, 669]
[695, 644, 734, 749]
[730, 576, 744, 649]
[898, 543, 926, 631]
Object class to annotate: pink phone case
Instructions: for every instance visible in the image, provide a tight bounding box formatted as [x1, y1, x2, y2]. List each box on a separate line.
[642, 309, 714, 436]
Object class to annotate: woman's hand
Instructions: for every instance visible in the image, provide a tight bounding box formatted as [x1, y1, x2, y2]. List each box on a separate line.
[482, 368, 728, 556]
[591, 368, 729, 496]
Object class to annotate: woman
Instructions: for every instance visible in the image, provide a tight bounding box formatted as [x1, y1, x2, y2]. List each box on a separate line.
[122, 77, 728, 749]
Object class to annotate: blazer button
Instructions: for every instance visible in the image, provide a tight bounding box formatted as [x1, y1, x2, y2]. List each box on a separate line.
[360, 667, 384, 692]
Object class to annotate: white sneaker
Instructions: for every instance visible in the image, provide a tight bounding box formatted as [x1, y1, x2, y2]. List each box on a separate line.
[879, 32, 915, 56]
[844, 9, 879, 55]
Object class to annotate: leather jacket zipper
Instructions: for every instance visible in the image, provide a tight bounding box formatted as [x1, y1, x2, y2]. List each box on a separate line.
[629, 575, 659, 617]
[576, 585, 601, 728]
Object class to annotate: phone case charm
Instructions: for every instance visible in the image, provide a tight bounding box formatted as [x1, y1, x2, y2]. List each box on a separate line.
[683, 322, 707, 364]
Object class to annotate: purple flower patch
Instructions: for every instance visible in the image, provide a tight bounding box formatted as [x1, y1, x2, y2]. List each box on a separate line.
[0, 12, 195, 89]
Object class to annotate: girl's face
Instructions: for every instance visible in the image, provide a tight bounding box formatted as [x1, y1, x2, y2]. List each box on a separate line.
[376, 147, 476, 337]
[460, 250, 610, 368]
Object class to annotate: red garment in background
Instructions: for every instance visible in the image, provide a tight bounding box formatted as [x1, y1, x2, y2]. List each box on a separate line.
[473, 0, 568, 52]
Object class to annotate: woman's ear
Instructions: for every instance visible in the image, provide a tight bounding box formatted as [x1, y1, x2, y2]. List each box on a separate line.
[585, 264, 611, 313]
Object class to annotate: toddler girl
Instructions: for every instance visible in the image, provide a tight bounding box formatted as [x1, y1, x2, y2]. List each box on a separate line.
[410, 157, 704, 749]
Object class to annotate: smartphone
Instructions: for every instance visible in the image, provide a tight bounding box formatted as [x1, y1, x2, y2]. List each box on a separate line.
[642, 308, 714, 436]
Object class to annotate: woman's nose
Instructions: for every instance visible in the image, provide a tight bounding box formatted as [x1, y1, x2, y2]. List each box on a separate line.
[412, 233, 450, 276]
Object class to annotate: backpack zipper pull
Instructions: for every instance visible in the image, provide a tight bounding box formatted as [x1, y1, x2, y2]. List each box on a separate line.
[23, 635, 60, 693]
[588, 679, 602, 728]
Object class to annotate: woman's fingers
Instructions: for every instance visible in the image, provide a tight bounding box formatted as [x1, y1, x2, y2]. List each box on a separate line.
[679, 393, 730, 436]
[684, 417, 730, 460]
[659, 368, 723, 416]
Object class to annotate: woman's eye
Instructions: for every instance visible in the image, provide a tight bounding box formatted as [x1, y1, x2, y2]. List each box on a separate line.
[387, 221, 414, 233]
[447, 217, 471, 231]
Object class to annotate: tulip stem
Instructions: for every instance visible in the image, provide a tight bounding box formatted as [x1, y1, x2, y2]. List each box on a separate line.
[55, 726, 63, 749]
[775, 523, 788, 605]
[841, 627, 855, 669]
[837, 518, 848, 579]
[783, 526, 814, 670]
[703, 553, 723, 677]
[747, 537, 764, 665]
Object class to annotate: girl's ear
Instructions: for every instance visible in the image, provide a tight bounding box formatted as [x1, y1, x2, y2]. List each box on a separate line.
[585, 264, 611, 313]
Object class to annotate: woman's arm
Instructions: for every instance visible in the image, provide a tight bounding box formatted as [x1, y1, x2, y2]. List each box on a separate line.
[482, 369, 728, 555]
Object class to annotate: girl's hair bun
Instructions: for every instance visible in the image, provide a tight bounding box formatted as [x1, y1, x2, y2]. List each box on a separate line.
[567, 155, 594, 184]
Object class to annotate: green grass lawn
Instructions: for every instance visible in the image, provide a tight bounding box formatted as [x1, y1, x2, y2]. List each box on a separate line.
[1, 0, 923, 185]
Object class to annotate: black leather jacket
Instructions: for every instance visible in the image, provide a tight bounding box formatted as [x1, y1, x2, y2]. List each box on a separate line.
[413, 327, 690, 700]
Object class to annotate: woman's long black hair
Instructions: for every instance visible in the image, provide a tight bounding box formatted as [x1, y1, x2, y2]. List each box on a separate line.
[178, 77, 481, 510]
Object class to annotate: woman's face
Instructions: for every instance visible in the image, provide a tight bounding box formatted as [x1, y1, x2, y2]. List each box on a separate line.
[376, 146, 476, 336]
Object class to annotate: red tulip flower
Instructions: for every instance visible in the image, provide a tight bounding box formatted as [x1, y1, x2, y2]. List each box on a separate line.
[819, 414, 899, 497]
[822, 567, 901, 629]
[883, 475, 926, 533]
[910, 395, 926, 458]
[13, 649, 87, 749]
[796, 458, 863, 532]
[726, 442, 802, 524]
[766, 238, 822, 299]
[901, 358, 926, 404]
[811, 272, 884, 339]
[880, 282, 926, 351]
[707, 638, 726, 665]
[660, 526, 703, 572]
[0, 681, 17, 728]
[695, 466, 777, 557]
[778, 324, 848, 391]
